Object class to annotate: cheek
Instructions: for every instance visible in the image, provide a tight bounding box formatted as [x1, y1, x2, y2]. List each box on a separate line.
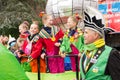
[33, 29, 39, 33]
[68, 23, 73, 28]
[35, 29, 39, 33]
[84, 34, 93, 44]
[23, 29, 26, 32]
[30, 29, 34, 34]
[50, 21, 53, 24]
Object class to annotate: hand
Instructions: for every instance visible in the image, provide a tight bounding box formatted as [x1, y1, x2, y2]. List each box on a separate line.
[59, 51, 66, 58]
[78, 52, 81, 57]
[41, 53, 46, 59]
[74, 32, 79, 39]
[27, 56, 33, 62]
[15, 50, 22, 58]
[55, 42, 61, 47]
[17, 52, 22, 58]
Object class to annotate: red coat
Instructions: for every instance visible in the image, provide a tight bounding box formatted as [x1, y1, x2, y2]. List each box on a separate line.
[22, 34, 46, 72]
[37, 26, 65, 73]
[22, 35, 43, 59]
[31, 26, 64, 58]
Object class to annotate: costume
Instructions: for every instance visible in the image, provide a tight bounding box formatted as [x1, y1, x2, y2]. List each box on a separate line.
[19, 31, 30, 39]
[80, 6, 120, 80]
[80, 39, 120, 80]
[22, 33, 46, 73]
[60, 27, 84, 72]
[80, 39, 111, 79]
[0, 43, 29, 80]
[31, 26, 64, 73]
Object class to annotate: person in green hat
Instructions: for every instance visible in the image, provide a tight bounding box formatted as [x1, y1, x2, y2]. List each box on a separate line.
[80, 6, 120, 80]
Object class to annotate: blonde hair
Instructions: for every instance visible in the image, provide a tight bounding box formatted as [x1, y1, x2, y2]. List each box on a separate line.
[32, 20, 39, 25]
[42, 14, 48, 21]
[17, 37, 25, 48]
[69, 15, 82, 24]
[19, 21, 29, 30]
[31, 20, 40, 30]
[42, 14, 52, 23]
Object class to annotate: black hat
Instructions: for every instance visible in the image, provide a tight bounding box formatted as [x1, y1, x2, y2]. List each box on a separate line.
[84, 6, 105, 37]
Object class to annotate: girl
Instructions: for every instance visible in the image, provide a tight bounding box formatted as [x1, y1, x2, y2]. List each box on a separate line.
[19, 21, 30, 39]
[29, 14, 65, 73]
[22, 21, 46, 73]
[60, 15, 84, 72]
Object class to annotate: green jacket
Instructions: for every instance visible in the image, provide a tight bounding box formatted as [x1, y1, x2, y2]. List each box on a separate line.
[60, 35, 84, 53]
[80, 46, 112, 80]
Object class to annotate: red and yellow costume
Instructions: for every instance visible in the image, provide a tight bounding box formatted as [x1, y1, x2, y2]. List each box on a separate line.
[22, 33, 46, 73]
[31, 26, 65, 73]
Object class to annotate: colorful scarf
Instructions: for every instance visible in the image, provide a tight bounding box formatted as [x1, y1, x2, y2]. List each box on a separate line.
[83, 38, 105, 72]
[84, 38, 105, 53]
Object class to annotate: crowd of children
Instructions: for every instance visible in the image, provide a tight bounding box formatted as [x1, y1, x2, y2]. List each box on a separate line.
[1, 6, 120, 80]
[0, 14, 84, 74]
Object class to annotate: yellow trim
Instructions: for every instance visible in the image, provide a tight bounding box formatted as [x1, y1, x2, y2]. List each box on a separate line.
[93, 38, 105, 48]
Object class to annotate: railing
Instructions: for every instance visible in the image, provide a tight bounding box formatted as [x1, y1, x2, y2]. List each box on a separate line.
[37, 54, 80, 80]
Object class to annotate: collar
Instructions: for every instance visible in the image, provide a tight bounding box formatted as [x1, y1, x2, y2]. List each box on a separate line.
[28, 33, 38, 41]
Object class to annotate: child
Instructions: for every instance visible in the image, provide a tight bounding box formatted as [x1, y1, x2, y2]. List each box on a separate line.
[19, 21, 30, 39]
[60, 15, 84, 72]
[29, 14, 65, 73]
[22, 21, 46, 73]
[8, 37, 20, 63]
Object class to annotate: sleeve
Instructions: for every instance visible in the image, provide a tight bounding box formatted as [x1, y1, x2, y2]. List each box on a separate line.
[57, 39, 63, 44]
[21, 39, 28, 53]
[55, 29, 64, 41]
[105, 48, 120, 80]
[77, 35, 84, 52]
[58, 29, 64, 38]
[60, 36, 72, 53]
[41, 48, 46, 54]
[30, 38, 43, 59]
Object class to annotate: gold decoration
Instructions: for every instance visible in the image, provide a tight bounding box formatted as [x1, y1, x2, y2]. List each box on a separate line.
[77, 28, 83, 36]
[98, 50, 101, 54]
[92, 67, 98, 73]
[51, 37, 56, 41]
[69, 36, 74, 42]
[79, 32, 83, 36]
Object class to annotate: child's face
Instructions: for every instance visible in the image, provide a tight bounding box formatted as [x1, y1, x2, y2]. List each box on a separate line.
[17, 40, 24, 48]
[30, 24, 39, 35]
[11, 43, 18, 50]
[2, 36, 9, 44]
[74, 32, 79, 39]
[67, 18, 76, 29]
[19, 25, 27, 34]
[45, 16, 53, 27]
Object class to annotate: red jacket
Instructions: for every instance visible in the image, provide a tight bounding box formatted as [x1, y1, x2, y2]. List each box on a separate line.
[31, 27, 64, 58]
[22, 34, 43, 59]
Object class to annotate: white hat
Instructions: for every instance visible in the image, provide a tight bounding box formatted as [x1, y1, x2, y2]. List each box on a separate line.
[84, 6, 105, 37]
[8, 37, 16, 47]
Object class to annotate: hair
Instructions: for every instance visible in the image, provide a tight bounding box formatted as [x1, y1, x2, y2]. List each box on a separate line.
[17, 37, 25, 43]
[87, 27, 103, 39]
[42, 14, 48, 21]
[42, 14, 52, 23]
[19, 21, 29, 30]
[69, 15, 82, 25]
[31, 20, 40, 31]
[17, 37, 25, 48]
